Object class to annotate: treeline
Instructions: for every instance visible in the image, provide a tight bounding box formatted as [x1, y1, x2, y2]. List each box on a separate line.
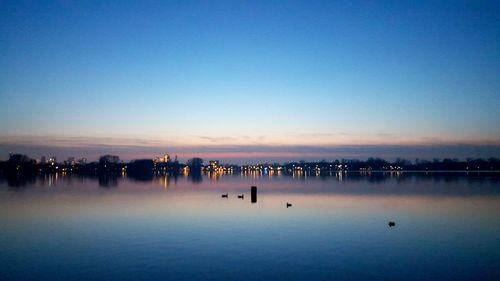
[243, 157, 500, 172]
[0, 154, 198, 181]
[1, 154, 500, 178]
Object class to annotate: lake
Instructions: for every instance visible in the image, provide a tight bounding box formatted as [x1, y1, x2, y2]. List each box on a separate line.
[1, 172, 499, 281]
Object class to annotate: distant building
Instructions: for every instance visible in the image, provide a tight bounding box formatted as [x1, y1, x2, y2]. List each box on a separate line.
[209, 160, 219, 170]
[41, 156, 46, 164]
[156, 154, 171, 163]
[78, 158, 87, 164]
[49, 157, 57, 165]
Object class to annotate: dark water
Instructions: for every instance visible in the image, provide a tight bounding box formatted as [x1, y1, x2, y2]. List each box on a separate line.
[1, 172, 500, 281]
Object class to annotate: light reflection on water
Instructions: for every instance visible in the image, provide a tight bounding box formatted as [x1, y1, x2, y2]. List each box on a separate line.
[1, 173, 499, 281]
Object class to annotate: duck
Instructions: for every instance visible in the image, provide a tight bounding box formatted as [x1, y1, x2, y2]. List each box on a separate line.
[388, 221, 396, 227]
[286, 202, 292, 208]
[221, 193, 228, 198]
[237, 194, 244, 199]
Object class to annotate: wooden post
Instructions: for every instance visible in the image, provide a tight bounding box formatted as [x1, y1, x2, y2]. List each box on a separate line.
[251, 186, 257, 203]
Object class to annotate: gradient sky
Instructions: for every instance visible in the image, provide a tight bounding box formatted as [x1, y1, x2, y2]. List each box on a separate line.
[1, 0, 499, 163]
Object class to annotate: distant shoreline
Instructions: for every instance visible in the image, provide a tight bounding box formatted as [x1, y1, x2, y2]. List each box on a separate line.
[2, 154, 500, 177]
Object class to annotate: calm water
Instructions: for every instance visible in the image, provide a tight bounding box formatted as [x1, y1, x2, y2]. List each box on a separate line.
[1, 172, 499, 281]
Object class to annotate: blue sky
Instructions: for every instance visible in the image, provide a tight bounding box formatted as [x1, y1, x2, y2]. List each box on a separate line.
[0, 0, 499, 162]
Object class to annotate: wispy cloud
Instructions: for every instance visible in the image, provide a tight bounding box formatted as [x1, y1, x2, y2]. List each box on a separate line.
[1, 135, 499, 164]
[194, 135, 239, 143]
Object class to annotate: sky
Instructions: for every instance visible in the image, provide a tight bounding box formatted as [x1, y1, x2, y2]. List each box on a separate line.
[0, 0, 499, 163]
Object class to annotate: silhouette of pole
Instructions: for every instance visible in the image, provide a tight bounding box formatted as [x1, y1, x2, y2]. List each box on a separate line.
[251, 186, 257, 203]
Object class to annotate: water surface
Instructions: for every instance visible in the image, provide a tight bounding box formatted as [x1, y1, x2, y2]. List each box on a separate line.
[1, 172, 499, 281]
